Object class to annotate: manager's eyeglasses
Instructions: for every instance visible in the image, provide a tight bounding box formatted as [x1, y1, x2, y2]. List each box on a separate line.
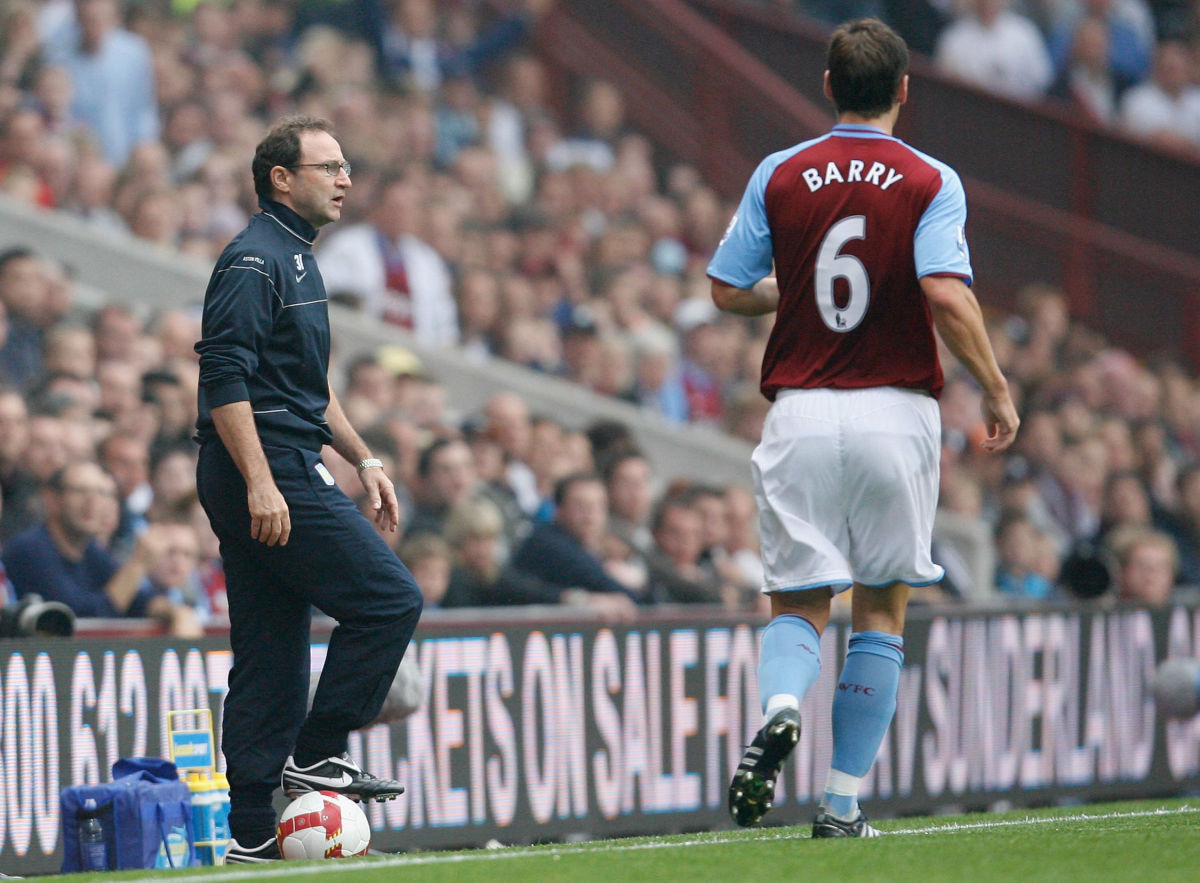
[291, 160, 352, 177]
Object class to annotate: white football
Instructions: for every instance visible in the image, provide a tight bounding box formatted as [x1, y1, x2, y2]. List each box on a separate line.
[276, 790, 371, 860]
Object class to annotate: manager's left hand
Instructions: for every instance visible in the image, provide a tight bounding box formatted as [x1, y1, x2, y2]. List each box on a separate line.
[359, 467, 401, 532]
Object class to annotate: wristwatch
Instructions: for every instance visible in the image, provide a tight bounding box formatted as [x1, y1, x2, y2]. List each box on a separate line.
[356, 458, 384, 473]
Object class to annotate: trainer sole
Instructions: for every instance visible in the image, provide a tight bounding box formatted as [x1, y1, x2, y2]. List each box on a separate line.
[283, 786, 403, 803]
[728, 714, 801, 827]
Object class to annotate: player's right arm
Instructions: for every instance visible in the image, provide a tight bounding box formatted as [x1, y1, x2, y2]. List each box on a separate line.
[197, 249, 291, 546]
[921, 274, 1019, 453]
[711, 276, 779, 316]
[211, 402, 291, 546]
[709, 153, 784, 315]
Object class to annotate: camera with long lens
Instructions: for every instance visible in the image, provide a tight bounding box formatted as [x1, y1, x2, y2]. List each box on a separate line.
[0, 593, 76, 638]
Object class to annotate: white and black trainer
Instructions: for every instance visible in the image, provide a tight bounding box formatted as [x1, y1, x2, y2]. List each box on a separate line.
[281, 753, 405, 802]
[728, 706, 801, 827]
[812, 808, 883, 838]
[224, 837, 282, 864]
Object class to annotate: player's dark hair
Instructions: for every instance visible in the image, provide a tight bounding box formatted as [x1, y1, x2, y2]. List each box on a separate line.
[826, 18, 909, 119]
[252, 115, 336, 199]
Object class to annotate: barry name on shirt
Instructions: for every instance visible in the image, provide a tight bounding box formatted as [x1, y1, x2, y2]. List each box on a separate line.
[801, 159, 904, 193]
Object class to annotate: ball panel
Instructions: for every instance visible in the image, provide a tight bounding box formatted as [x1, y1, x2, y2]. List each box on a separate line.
[330, 793, 371, 856]
[279, 826, 327, 861]
[275, 790, 371, 860]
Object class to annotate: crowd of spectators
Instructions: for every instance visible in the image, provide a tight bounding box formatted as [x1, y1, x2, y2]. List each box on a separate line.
[0, 0, 1196, 633]
[783, 1, 1200, 153]
[0, 245, 771, 629]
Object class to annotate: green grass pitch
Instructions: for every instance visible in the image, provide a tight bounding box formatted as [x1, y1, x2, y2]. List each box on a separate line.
[39, 798, 1200, 883]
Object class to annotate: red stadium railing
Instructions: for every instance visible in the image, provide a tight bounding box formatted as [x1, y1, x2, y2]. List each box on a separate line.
[529, 0, 1200, 369]
[685, 0, 1200, 256]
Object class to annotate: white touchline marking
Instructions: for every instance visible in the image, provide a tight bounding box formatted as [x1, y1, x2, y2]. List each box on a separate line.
[885, 804, 1199, 836]
[107, 806, 1198, 883]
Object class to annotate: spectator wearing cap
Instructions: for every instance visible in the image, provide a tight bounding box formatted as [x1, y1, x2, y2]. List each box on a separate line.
[559, 304, 602, 388]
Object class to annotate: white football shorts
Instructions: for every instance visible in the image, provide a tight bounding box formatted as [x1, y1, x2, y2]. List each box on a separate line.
[752, 386, 944, 594]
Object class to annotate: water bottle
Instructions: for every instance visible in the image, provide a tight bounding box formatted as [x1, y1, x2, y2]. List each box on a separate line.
[78, 798, 109, 871]
[212, 773, 231, 865]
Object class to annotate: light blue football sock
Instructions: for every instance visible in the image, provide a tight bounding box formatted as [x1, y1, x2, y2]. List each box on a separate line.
[757, 614, 823, 718]
[824, 631, 904, 820]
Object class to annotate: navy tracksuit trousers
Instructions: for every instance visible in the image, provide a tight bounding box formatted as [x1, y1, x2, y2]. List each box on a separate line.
[197, 440, 423, 842]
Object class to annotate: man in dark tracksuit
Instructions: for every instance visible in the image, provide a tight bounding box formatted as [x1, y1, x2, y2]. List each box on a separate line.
[194, 116, 423, 863]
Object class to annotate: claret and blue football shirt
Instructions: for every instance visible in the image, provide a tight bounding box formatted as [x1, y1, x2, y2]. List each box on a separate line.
[708, 124, 973, 400]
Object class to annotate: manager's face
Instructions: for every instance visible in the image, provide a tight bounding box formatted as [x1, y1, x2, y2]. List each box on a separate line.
[279, 130, 352, 229]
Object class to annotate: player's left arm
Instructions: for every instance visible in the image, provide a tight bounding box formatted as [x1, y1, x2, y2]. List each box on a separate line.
[711, 275, 779, 316]
[922, 274, 1019, 453]
[325, 384, 401, 531]
[916, 166, 1018, 453]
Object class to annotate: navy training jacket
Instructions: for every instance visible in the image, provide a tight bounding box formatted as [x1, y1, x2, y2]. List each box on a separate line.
[195, 199, 334, 452]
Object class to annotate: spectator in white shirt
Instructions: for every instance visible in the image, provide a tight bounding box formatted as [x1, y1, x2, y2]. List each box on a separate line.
[1118, 40, 1200, 151]
[318, 174, 460, 347]
[935, 0, 1055, 101]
